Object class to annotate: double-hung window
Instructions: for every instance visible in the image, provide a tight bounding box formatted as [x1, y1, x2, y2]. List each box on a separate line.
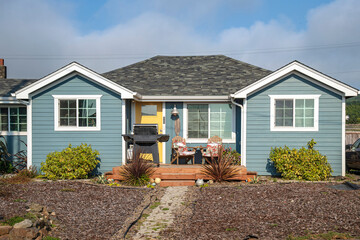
[0, 106, 27, 134]
[270, 95, 320, 131]
[53, 95, 101, 131]
[186, 103, 234, 141]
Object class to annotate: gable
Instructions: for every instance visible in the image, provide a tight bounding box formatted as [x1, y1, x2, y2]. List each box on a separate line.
[233, 61, 359, 98]
[14, 62, 136, 100]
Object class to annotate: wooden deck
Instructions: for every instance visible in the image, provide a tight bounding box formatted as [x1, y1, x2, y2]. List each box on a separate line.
[105, 164, 257, 187]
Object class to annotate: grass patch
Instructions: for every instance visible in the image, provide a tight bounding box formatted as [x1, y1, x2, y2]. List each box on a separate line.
[2, 216, 24, 226]
[270, 223, 279, 227]
[142, 213, 150, 219]
[150, 201, 161, 209]
[225, 227, 238, 231]
[42, 236, 61, 240]
[14, 198, 28, 203]
[60, 188, 76, 192]
[287, 231, 356, 240]
[162, 208, 169, 211]
[24, 212, 37, 221]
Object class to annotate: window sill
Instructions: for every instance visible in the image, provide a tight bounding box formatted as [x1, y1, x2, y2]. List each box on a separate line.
[0, 131, 27, 136]
[54, 127, 101, 131]
[270, 127, 318, 132]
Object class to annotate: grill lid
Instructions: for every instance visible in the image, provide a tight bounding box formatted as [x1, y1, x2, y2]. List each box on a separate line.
[133, 124, 158, 135]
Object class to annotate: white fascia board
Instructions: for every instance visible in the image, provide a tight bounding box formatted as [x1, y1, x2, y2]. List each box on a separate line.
[138, 95, 230, 102]
[14, 62, 136, 99]
[234, 61, 359, 98]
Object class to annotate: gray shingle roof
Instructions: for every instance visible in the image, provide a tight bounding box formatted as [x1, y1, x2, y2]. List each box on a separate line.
[0, 79, 37, 97]
[102, 55, 272, 96]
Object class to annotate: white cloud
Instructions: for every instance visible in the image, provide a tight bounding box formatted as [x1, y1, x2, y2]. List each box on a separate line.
[0, 0, 359, 89]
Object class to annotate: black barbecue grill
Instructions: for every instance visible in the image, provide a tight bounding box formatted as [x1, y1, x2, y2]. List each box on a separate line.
[122, 124, 169, 164]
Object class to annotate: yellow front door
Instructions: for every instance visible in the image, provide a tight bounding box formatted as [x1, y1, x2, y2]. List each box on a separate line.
[135, 102, 163, 163]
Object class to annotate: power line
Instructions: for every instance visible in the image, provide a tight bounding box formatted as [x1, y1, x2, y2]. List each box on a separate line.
[2, 41, 360, 59]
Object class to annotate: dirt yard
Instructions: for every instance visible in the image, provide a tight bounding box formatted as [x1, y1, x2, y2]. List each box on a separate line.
[0, 180, 150, 239]
[1, 179, 360, 240]
[160, 182, 360, 240]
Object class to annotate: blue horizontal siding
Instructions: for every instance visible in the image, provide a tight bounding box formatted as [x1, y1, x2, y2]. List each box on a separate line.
[246, 74, 343, 176]
[31, 75, 122, 174]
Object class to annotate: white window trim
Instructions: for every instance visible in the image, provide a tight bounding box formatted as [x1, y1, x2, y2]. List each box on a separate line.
[53, 95, 102, 131]
[183, 103, 236, 143]
[269, 94, 320, 132]
[0, 105, 28, 135]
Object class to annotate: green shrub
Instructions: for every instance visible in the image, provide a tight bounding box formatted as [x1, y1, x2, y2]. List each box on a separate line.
[41, 144, 100, 180]
[269, 139, 332, 181]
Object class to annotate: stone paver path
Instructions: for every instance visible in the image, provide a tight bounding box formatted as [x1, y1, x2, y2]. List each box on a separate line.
[134, 186, 188, 239]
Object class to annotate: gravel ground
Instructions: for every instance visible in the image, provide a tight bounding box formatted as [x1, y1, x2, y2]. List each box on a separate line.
[161, 182, 360, 240]
[0, 180, 150, 240]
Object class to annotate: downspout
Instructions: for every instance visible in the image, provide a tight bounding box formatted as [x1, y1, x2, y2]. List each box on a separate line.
[230, 96, 245, 166]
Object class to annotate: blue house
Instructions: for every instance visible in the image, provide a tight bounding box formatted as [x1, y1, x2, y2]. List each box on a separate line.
[0, 56, 358, 176]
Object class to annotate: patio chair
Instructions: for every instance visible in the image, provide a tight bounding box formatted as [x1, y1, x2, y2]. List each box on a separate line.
[201, 136, 223, 164]
[171, 136, 196, 165]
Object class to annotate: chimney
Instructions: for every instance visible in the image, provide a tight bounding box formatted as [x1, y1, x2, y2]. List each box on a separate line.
[0, 59, 6, 79]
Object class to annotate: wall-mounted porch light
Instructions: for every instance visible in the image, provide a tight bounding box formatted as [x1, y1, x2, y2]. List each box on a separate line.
[171, 104, 179, 116]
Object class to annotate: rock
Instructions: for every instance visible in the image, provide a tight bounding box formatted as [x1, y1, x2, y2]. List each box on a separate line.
[149, 178, 155, 183]
[0, 234, 10, 240]
[9, 227, 39, 239]
[29, 204, 43, 213]
[154, 178, 161, 184]
[13, 219, 32, 229]
[0, 225, 12, 235]
[50, 212, 56, 216]
[208, 180, 214, 184]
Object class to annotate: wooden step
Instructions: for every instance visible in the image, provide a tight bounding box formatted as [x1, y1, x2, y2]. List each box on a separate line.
[152, 173, 196, 180]
[160, 180, 195, 187]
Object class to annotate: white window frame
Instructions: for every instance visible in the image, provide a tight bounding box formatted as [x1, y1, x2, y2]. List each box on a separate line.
[183, 103, 236, 143]
[0, 105, 27, 136]
[269, 95, 320, 132]
[53, 95, 102, 131]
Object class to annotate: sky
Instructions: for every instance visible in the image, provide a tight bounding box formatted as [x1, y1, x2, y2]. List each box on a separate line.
[0, 0, 359, 89]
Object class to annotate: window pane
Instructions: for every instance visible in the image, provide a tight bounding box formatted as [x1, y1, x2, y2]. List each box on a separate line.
[59, 100, 77, 126]
[209, 104, 232, 139]
[284, 119, 293, 126]
[305, 99, 314, 108]
[295, 118, 304, 127]
[69, 118, 76, 126]
[19, 107, 26, 115]
[0, 108, 8, 131]
[88, 118, 96, 127]
[19, 124, 27, 131]
[305, 118, 314, 127]
[295, 99, 314, 128]
[188, 104, 208, 138]
[10, 124, 18, 131]
[78, 99, 97, 127]
[275, 99, 293, 126]
[141, 105, 157, 116]
[305, 109, 314, 118]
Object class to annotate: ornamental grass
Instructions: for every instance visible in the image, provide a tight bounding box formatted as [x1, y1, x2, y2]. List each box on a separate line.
[201, 146, 239, 182]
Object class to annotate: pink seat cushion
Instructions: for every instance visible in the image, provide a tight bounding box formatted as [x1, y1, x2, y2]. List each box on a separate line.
[205, 143, 220, 157]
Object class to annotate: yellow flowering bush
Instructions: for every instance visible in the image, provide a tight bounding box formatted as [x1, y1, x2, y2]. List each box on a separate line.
[269, 139, 332, 181]
[41, 143, 100, 180]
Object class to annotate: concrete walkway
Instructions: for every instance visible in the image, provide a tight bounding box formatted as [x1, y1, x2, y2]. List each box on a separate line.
[134, 186, 188, 239]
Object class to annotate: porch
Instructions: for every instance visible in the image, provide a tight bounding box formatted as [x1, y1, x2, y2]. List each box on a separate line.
[105, 164, 257, 187]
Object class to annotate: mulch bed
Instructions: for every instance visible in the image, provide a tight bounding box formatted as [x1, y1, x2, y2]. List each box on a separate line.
[0, 180, 150, 240]
[162, 182, 360, 240]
